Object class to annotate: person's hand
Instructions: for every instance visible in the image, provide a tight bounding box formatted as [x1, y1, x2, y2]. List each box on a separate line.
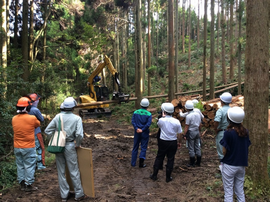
[136, 128, 143, 133]
[177, 142, 181, 149]
[75, 145, 81, 149]
[183, 134, 187, 140]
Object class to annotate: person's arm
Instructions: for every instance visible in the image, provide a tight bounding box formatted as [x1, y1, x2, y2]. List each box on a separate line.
[131, 113, 138, 130]
[35, 109, 44, 122]
[222, 146, 227, 156]
[179, 110, 188, 118]
[44, 115, 58, 137]
[141, 114, 152, 132]
[177, 133, 182, 148]
[75, 117, 84, 147]
[183, 124, 189, 139]
[34, 117, 41, 128]
[214, 121, 220, 134]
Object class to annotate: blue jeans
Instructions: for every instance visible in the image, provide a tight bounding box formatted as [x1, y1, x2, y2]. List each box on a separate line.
[14, 147, 36, 185]
[131, 131, 149, 166]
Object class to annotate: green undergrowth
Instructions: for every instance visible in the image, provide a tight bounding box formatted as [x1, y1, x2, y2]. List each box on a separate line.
[0, 148, 56, 192]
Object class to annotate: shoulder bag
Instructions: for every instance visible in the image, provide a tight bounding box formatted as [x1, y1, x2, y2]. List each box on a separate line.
[47, 114, 66, 153]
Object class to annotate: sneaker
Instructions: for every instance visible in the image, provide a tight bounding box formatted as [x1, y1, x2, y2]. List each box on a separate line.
[37, 165, 47, 170]
[74, 194, 89, 201]
[20, 180, 25, 191]
[25, 184, 38, 192]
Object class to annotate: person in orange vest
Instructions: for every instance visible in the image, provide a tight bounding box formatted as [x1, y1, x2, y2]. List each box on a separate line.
[12, 96, 40, 192]
[28, 93, 46, 170]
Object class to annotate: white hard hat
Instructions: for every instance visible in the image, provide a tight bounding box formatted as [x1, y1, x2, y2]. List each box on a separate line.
[140, 98, 150, 107]
[220, 92, 232, 104]
[63, 97, 77, 109]
[192, 99, 199, 105]
[185, 100, 194, 110]
[60, 103, 64, 110]
[161, 103, 174, 114]
[227, 107, 245, 123]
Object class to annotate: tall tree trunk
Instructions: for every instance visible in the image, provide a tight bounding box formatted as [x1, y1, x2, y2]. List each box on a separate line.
[244, 0, 270, 189]
[216, 0, 220, 56]
[156, 12, 159, 67]
[29, 0, 34, 63]
[6, 0, 10, 60]
[1, 0, 7, 93]
[197, 0, 200, 48]
[122, 11, 128, 91]
[168, 0, 175, 102]
[22, 0, 29, 82]
[229, 0, 234, 80]
[221, 0, 227, 84]
[135, 0, 143, 108]
[226, 2, 229, 44]
[124, 12, 129, 90]
[143, 2, 146, 93]
[182, 0, 186, 53]
[203, 0, 207, 100]
[188, 0, 191, 69]
[237, 0, 243, 94]
[209, 0, 215, 99]
[174, 0, 178, 94]
[14, 0, 18, 48]
[148, 0, 151, 96]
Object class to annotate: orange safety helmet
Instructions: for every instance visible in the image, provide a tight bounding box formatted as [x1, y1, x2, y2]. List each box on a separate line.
[29, 93, 41, 102]
[17, 97, 31, 107]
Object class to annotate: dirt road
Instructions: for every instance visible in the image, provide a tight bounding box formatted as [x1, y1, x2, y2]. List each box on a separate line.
[0, 116, 264, 202]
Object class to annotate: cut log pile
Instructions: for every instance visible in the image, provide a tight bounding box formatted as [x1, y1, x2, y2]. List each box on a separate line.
[171, 95, 245, 129]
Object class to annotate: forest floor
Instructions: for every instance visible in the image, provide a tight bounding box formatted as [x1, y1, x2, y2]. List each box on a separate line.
[1, 110, 270, 202]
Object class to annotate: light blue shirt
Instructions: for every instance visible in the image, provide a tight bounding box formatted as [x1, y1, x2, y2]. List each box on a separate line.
[214, 105, 230, 130]
[28, 106, 44, 135]
[45, 111, 84, 147]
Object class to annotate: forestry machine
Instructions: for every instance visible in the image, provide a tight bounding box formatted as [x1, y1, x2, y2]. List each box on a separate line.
[79, 55, 130, 118]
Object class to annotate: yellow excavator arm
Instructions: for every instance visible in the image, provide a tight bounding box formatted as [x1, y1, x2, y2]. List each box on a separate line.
[79, 55, 129, 118]
[87, 55, 118, 101]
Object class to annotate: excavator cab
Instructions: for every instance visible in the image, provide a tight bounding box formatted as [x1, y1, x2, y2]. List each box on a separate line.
[94, 85, 109, 101]
[78, 55, 129, 119]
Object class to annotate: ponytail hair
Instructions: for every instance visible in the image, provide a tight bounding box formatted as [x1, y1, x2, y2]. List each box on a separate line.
[227, 118, 248, 137]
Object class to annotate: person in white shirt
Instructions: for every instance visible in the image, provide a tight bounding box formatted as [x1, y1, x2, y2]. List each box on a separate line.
[183, 100, 202, 167]
[150, 103, 182, 183]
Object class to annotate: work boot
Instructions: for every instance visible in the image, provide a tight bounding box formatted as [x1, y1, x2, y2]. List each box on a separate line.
[139, 158, 146, 168]
[25, 184, 38, 192]
[20, 180, 25, 191]
[150, 167, 159, 181]
[166, 169, 173, 183]
[196, 156, 201, 167]
[187, 157, 195, 167]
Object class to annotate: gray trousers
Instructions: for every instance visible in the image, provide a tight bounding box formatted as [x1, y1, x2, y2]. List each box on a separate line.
[55, 142, 84, 199]
[222, 163, 245, 202]
[187, 130, 201, 157]
[216, 130, 224, 160]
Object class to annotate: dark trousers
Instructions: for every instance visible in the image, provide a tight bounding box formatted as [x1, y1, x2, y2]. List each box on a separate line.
[153, 139, 177, 171]
[131, 131, 149, 166]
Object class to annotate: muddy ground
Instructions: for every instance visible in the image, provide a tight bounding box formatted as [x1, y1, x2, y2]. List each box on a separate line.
[1, 114, 269, 202]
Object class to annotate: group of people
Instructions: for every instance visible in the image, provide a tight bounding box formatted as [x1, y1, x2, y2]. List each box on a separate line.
[12, 95, 88, 201]
[131, 93, 251, 201]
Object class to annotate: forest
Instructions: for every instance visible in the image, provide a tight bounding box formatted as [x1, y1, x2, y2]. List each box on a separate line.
[0, 0, 270, 201]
